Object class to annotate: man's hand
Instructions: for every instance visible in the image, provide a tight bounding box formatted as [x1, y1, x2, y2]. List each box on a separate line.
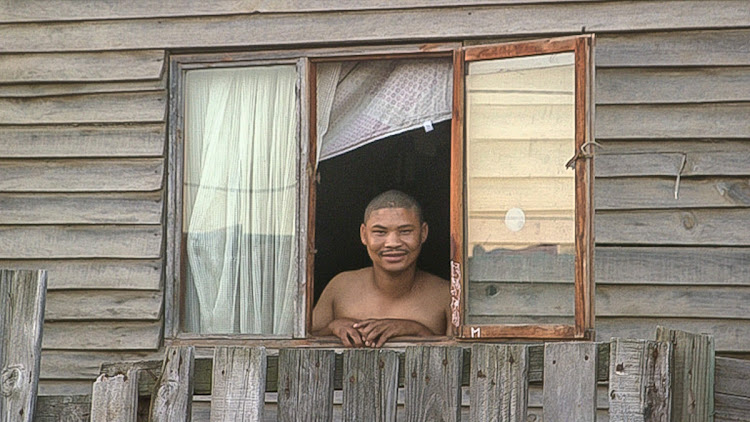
[354, 318, 433, 348]
[328, 318, 365, 348]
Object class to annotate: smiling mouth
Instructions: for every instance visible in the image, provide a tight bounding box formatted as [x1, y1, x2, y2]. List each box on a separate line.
[380, 250, 407, 259]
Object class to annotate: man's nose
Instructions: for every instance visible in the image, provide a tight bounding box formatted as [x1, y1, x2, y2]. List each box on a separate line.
[384, 231, 401, 246]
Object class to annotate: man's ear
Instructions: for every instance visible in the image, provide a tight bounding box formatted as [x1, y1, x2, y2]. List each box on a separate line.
[420, 222, 429, 244]
[360, 223, 367, 245]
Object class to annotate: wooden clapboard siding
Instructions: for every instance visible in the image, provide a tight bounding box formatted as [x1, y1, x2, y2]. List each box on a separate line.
[0, 192, 162, 224]
[596, 209, 750, 245]
[41, 350, 163, 381]
[0, 124, 165, 158]
[45, 290, 163, 321]
[596, 178, 750, 209]
[0, 259, 162, 290]
[469, 139, 574, 178]
[597, 153, 750, 177]
[0, 226, 162, 259]
[0, 91, 166, 124]
[2, 2, 750, 53]
[0, 159, 164, 192]
[597, 67, 750, 104]
[469, 178, 575, 210]
[42, 321, 162, 350]
[0, 79, 166, 98]
[0, 50, 165, 83]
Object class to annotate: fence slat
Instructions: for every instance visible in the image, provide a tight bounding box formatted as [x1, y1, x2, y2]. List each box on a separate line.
[277, 348, 335, 422]
[0, 269, 47, 422]
[210, 346, 266, 422]
[404, 345, 463, 422]
[470, 344, 528, 422]
[608, 338, 672, 421]
[656, 326, 715, 422]
[342, 349, 399, 422]
[543, 342, 598, 422]
[149, 346, 194, 421]
[90, 369, 138, 422]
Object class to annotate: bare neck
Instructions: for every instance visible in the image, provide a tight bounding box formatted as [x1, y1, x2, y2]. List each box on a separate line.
[370, 265, 419, 298]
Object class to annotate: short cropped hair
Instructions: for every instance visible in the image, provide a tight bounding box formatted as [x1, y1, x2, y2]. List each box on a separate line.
[363, 190, 424, 224]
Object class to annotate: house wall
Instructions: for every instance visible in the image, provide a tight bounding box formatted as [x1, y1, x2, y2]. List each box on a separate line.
[1, 0, 749, 395]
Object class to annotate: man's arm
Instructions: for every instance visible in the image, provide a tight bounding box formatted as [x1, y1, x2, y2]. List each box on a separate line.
[354, 318, 434, 348]
[311, 279, 366, 347]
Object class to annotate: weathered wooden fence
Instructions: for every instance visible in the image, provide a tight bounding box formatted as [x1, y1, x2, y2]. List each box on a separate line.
[68, 326, 743, 422]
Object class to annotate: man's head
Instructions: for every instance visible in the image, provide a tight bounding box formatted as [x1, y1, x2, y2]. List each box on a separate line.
[360, 190, 428, 274]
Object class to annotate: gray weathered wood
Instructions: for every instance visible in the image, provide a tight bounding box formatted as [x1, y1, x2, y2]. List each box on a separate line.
[277, 348, 335, 422]
[45, 290, 162, 320]
[597, 67, 750, 104]
[0, 269, 47, 422]
[41, 350, 161, 381]
[210, 346, 266, 422]
[342, 349, 399, 422]
[404, 345, 463, 422]
[543, 342, 597, 422]
[598, 29, 750, 67]
[596, 209, 750, 246]
[655, 326, 715, 422]
[608, 338, 671, 421]
[597, 153, 750, 178]
[0, 50, 165, 82]
[0, 192, 163, 225]
[470, 344, 528, 422]
[0, 79, 166, 98]
[2, 2, 749, 52]
[42, 321, 162, 350]
[597, 103, 750, 139]
[715, 393, 750, 422]
[34, 394, 91, 422]
[0, 225, 162, 259]
[597, 178, 750, 209]
[149, 346, 195, 422]
[714, 357, 750, 422]
[0, 259, 161, 290]
[0, 92, 166, 124]
[0, 159, 164, 192]
[90, 369, 138, 422]
[0, 124, 165, 158]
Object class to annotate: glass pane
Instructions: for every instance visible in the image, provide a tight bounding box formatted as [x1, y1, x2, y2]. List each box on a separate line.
[182, 65, 298, 335]
[465, 52, 576, 326]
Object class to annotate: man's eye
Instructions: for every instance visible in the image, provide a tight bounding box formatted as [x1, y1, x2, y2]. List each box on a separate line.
[373, 231, 386, 235]
[400, 230, 413, 235]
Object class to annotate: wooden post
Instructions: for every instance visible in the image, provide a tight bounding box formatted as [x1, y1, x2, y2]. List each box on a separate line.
[608, 338, 671, 421]
[90, 369, 139, 422]
[210, 346, 266, 422]
[543, 342, 598, 422]
[149, 346, 195, 422]
[656, 326, 715, 422]
[277, 348, 335, 422]
[470, 344, 529, 422]
[404, 345, 463, 422]
[0, 269, 47, 422]
[342, 349, 399, 422]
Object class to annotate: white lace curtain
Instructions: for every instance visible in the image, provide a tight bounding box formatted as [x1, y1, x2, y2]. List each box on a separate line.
[183, 65, 298, 335]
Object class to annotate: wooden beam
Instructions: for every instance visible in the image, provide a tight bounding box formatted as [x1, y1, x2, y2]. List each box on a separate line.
[404, 346, 463, 421]
[0, 269, 47, 422]
[210, 347, 266, 422]
[543, 342, 597, 422]
[470, 344, 528, 421]
[149, 346, 194, 422]
[655, 327, 715, 422]
[341, 349, 398, 421]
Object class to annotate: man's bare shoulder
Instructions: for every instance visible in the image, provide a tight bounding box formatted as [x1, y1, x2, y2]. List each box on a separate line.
[416, 271, 450, 297]
[326, 268, 371, 294]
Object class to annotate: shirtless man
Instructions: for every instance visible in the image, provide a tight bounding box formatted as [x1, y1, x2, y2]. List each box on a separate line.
[312, 190, 451, 347]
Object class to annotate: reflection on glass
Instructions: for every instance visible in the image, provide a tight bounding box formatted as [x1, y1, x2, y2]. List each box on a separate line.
[465, 52, 576, 326]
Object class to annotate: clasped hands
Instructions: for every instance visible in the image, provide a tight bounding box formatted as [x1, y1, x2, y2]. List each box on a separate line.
[328, 318, 433, 348]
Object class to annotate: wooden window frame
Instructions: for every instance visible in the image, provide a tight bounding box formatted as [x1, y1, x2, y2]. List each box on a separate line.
[452, 35, 596, 340]
[165, 37, 595, 344]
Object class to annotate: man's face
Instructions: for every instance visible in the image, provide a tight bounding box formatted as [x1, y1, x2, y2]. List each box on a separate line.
[360, 207, 428, 274]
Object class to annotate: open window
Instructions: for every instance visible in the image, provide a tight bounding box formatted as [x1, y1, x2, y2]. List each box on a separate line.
[167, 36, 594, 342]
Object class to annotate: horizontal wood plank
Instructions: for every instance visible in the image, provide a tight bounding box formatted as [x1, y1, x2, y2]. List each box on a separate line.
[0, 225, 162, 259]
[0, 50, 165, 83]
[0, 158, 164, 192]
[597, 152, 750, 177]
[42, 320, 162, 350]
[716, 393, 750, 422]
[0, 91, 166, 124]
[45, 290, 162, 321]
[0, 124, 165, 158]
[0, 192, 162, 224]
[35, 394, 92, 421]
[0, 78, 166, 98]
[468, 283, 750, 319]
[596, 209, 750, 245]
[2, 2, 749, 52]
[597, 67, 750, 104]
[596, 178, 750, 209]
[40, 350, 162, 380]
[597, 29, 750, 67]
[715, 357, 750, 397]
[37, 380, 96, 397]
[0, 259, 162, 290]
[597, 103, 750, 139]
